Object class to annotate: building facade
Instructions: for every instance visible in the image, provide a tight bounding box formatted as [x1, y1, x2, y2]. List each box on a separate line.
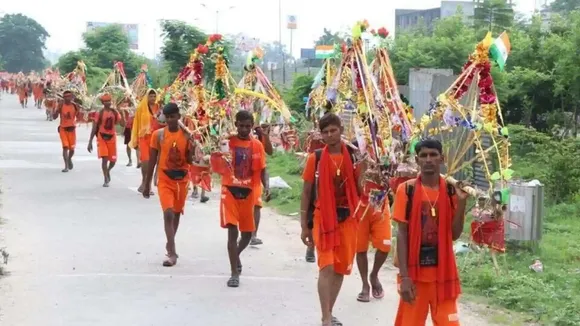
[395, 1, 476, 34]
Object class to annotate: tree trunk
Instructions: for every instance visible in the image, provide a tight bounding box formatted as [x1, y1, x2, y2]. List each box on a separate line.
[574, 103, 579, 138]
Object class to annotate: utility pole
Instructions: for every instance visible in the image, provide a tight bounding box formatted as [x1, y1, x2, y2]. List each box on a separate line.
[279, 0, 286, 85]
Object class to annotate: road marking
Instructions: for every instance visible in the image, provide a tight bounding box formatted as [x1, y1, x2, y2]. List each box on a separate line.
[8, 273, 303, 282]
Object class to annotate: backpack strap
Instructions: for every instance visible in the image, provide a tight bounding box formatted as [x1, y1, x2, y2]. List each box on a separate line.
[156, 128, 165, 165]
[446, 182, 456, 209]
[404, 180, 415, 221]
[309, 149, 323, 206]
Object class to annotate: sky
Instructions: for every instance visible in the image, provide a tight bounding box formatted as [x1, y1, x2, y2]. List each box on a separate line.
[2, 0, 537, 59]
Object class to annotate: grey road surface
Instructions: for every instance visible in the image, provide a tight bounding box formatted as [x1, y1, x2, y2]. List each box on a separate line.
[0, 95, 490, 326]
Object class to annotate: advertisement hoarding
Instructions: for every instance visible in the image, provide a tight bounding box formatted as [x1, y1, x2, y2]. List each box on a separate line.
[287, 15, 297, 29]
[86, 22, 139, 50]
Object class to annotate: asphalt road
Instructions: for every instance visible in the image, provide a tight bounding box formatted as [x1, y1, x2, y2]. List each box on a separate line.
[0, 94, 490, 325]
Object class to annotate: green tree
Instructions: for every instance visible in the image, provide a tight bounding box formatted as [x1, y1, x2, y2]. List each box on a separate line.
[56, 51, 88, 74]
[160, 20, 233, 84]
[283, 74, 314, 122]
[473, 0, 515, 34]
[160, 20, 207, 78]
[315, 28, 344, 46]
[82, 25, 133, 71]
[390, 14, 476, 84]
[0, 14, 50, 72]
[550, 0, 580, 13]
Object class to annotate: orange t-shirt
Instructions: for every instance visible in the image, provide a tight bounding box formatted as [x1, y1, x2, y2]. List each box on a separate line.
[302, 152, 349, 208]
[151, 127, 191, 174]
[59, 103, 78, 127]
[95, 109, 121, 135]
[393, 180, 458, 282]
[221, 137, 266, 189]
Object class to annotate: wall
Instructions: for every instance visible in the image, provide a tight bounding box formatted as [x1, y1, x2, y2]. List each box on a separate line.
[408, 68, 454, 119]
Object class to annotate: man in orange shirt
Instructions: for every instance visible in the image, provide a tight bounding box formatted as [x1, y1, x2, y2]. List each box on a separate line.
[212, 110, 267, 288]
[143, 103, 194, 267]
[300, 113, 364, 326]
[87, 93, 125, 187]
[355, 180, 392, 303]
[53, 90, 79, 173]
[392, 138, 468, 326]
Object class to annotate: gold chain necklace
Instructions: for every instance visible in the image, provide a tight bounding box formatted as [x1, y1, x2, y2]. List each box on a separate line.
[421, 184, 440, 218]
[331, 157, 344, 176]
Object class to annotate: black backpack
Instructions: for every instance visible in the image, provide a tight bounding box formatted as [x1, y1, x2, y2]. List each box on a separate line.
[306, 146, 357, 229]
[404, 181, 456, 221]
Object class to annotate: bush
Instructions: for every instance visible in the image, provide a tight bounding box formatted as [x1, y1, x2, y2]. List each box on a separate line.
[508, 124, 580, 203]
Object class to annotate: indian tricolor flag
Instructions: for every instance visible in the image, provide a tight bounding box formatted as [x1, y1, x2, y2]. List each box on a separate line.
[489, 32, 511, 71]
[315, 45, 334, 59]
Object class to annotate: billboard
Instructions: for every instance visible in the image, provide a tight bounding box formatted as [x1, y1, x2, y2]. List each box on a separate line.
[300, 48, 315, 59]
[287, 15, 297, 29]
[86, 22, 139, 50]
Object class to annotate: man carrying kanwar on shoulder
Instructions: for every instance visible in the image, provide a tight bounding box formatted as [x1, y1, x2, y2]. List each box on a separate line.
[393, 138, 468, 326]
[130, 89, 162, 195]
[143, 103, 195, 267]
[53, 90, 79, 173]
[249, 123, 273, 246]
[351, 134, 391, 302]
[211, 110, 267, 288]
[300, 112, 365, 326]
[87, 93, 125, 187]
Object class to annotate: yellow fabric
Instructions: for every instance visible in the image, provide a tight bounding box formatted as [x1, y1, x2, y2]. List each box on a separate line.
[129, 88, 158, 149]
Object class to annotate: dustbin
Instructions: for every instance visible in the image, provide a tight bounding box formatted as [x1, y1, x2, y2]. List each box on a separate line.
[504, 181, 545, 241]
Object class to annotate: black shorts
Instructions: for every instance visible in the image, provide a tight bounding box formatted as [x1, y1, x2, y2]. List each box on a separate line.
[123, 128, 132, 145]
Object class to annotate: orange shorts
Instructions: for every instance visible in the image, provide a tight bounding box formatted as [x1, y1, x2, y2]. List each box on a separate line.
[158, 178, 190, 214]
[220, 186, 255, 232]
[356, 204, 392, 253]
[313, 209, 357, 275]
[58, 127, 76, 149]
[254, 185, 263, 208]
[138, 135, 152, 161]
[97, 134, 117, 162]
[395, 278, 459, 326]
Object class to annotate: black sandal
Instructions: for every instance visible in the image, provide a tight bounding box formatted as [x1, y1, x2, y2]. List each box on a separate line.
[331, 316, 343, 326]
[227, 275, 240, 288]
[305, 247, 316, 263]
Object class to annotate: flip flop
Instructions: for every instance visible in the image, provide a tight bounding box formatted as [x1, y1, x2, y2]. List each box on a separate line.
[162, 255, 177, 267]
[61, 168, 69, 173]
[331, 316, 343, 326]
[227, 275, 240, 288]
[357, 292, 371, 302]
[200, 196, 210, 203]
[371, 283, 385, 299]
[250, 238, 263, 245]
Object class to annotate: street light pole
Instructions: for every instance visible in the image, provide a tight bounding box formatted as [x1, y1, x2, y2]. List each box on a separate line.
[215, 10, 219, 33]
[201, 4, 235, 34]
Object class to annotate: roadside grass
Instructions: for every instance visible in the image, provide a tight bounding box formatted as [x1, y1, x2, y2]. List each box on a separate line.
[458, 200, 580, 326]
[265, 152, 303, 216]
